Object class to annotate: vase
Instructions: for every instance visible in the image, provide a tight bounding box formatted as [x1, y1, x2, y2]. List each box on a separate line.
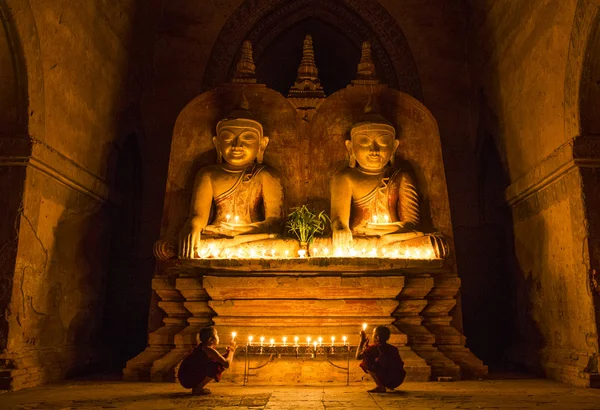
[298, 241, 309, 257]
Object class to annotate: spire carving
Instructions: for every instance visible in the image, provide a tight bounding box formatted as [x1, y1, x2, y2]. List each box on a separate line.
[352, 42, 379, 86]
[231, 40, 257, 84]
[287, 35, 325, 110]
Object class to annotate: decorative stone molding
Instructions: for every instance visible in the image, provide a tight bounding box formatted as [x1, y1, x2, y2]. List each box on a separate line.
[0, 135, 112, 204]
[505, 136, 600, 208]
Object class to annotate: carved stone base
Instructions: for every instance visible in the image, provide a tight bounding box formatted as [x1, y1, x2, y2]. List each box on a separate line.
[126, 259, 486, 384]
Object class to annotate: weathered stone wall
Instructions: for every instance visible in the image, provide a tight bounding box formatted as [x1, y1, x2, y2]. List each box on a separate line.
[465, 0, 600, 385]
[0, 0, 160, 389]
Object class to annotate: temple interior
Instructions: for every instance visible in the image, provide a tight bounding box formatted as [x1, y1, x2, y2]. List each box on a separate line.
[1, 0, 600, 399]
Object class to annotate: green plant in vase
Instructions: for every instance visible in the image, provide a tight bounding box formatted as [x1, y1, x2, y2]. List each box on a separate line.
[286, 205, 330, 257]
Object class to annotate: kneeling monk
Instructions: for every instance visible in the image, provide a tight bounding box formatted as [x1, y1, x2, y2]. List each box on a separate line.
[356, 325, 406, 393]
[178, 326, 236, 395]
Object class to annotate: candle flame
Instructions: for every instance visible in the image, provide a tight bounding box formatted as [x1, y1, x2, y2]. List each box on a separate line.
[362, 323, 367, 331]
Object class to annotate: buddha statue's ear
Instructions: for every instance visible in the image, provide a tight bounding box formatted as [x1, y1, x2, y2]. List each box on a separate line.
[257, 136, 269, 164]
[212, 136, 223, 163]
[345, 140, 356, 168]
[389, 139, 400, 165]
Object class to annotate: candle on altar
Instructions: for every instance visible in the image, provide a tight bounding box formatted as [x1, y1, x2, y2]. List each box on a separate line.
[282, 336, 287, 346]
[248, 335, 253, 346]
[323, 247, 329, 256]
[269, 338, 275, 347]
[284, 250, 289, 258]
[362, 323, 368, 331]
[231, 331, 237, 342]
[426, 249, 433, 259]
[294, 336, 299, 346]
[312, 248, 318, 257]
[313, 341, 318, 350]
[342, 335, 347, 346]
[372, 215, 378, 223]
[384, 215, 389, 223]
[318, 336, 323, 346]
[234, 215, 239, 224]
[260, 336, 265, 346]
[306, 336, 311, 346]
[331, 336, 335, 346]
[226, 214, 231, 223]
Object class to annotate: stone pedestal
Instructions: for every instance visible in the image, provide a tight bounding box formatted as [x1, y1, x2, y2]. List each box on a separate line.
[125, 258, 487, 384]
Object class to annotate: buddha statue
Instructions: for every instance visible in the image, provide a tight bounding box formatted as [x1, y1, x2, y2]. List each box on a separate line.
[328, 97, 448, 259]
[178, 95, 285, 259]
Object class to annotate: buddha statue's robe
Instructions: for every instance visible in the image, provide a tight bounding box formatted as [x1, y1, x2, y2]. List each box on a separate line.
[202, 163, 266, 236]
[350, 167, 419, 236]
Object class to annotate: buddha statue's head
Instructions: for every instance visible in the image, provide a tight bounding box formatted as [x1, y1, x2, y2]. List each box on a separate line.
[213, 94, 269, 168]
[346, 96, 399, 172]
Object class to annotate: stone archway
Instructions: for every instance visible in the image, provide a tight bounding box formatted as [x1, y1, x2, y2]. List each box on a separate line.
[563, 0, 600, 383]
[201, 0, 423, 100]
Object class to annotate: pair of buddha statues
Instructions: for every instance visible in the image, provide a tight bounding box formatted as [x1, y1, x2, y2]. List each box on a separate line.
[178, 98, 448, 260]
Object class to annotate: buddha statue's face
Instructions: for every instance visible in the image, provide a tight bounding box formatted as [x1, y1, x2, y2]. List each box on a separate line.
[213, 124, 268, 168]
[347, 127, 399, 172]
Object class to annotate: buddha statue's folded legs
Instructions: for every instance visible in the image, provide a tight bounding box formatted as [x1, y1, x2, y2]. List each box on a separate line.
[310, 233, 448, 259]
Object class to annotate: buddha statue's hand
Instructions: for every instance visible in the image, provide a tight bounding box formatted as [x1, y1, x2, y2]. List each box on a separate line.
[332, 227, 353, 252]
[218, 221, 260, 236]
[179, 220, 202, 258]
[365, 221, 406, 236]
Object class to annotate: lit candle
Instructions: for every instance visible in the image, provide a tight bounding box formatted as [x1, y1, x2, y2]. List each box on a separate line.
[393, 250, 399, 258]
[270, 338, 275, 347]
[384, 215, 389, 223]
[212, 249, 220, 258]
[249, 248, 257, 258]
[342, 335, 347, 346]
[271, 249, 276, 257]
[234, 215, 240, 224]
[370, 248, 377, 257]
[248, 335, 253, 346]
[318, 336, 323, 346]
[307, 336, 311, 346]
[405, 249, 411, 258]
[226, 214, 231, 223]
[349, 248, 357, 257]
[362, 323, 368, 331]
[334, 247, 343, 257]
[331, 336, 335, 346]
[284, 250, 289, 258]
[282, 336, 287, 346]
[313, 341, 318, 350]
[372, 215, 378, 223]
[294, 336, 299, 346]
[361, 248, 366, 255]
[415, 249, 421, 258]
[231, 331, 237, 342]
[426, 249, 432, 259]
[382, 248, 387, 256]
[313, 248, 318, 257]
[323, 247, 329, 256]
[260, 336, 265, 346]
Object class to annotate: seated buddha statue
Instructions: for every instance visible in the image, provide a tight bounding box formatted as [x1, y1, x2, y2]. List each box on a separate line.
[328, 98, 448, 259]
[178, 96, 286, 259]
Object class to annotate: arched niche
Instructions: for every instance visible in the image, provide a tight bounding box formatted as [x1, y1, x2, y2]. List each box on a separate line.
[202, 0, 422, 100]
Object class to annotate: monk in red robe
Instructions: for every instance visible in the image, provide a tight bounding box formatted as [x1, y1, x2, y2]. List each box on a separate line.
[356, 325, 406, 392]
[177, 326, 237, 395]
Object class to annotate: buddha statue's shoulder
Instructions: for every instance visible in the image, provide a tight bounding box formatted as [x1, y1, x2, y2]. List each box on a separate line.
[332, 167, 359, 182]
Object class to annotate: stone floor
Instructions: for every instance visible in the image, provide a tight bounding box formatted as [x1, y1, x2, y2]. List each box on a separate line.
[1, 378, 600, 410]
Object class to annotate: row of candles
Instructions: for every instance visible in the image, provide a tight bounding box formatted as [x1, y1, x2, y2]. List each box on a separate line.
[225, 214, 392, 225]
[230, 324, 369, 348]
[197, 245, 434, 259]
